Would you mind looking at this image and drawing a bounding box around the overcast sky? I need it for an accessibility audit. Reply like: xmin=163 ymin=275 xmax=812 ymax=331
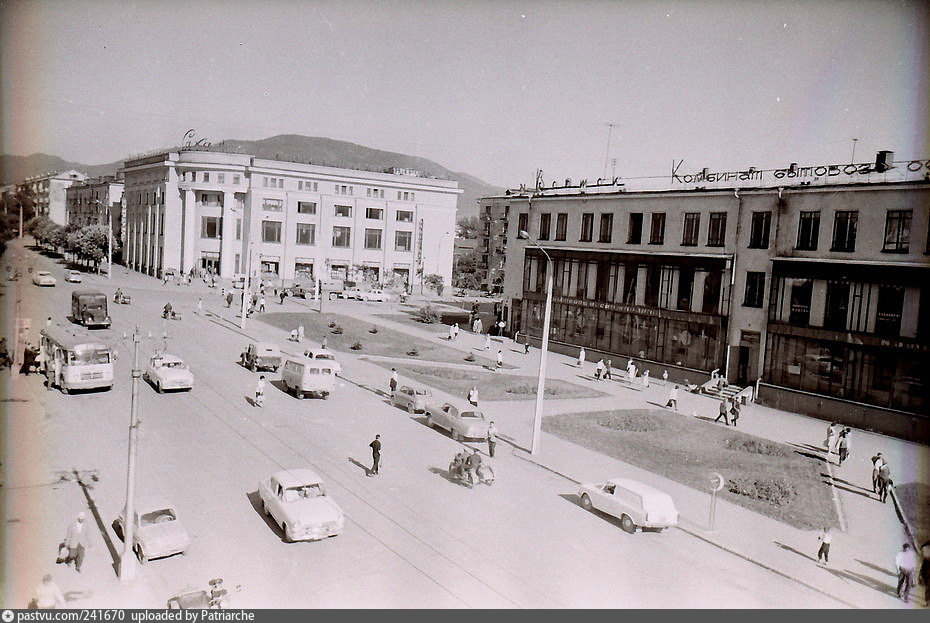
xmin=1 ymin=0 xmax=926 ymax=188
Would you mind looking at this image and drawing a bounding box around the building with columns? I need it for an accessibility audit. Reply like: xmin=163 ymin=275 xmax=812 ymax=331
xmin=119 ymin=150 xmax=460 ymax=289
xmin=20 ymin=169 xmax=88 ymax=225
xmin=486 ymin=172 xmax=930 ymax=440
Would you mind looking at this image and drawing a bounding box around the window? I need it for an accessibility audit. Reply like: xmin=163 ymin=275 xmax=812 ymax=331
xmin=262 ymin=220 xmax=282 ymax=243
xmin=233 ymin=175 xmax=240 ymax=184
xmin=874 ymin=285 xmax=904 ymax=336
xmin=367 ymin=188 xmax=385 ymax=198
xmin=217 ymin=173 xmax=225 ymax=184
xmin=622 ymin=265 xmax=637 ymax=304
xmin=576 ymin=261 xmax=589 ymax=298
xmin=298 ymin=201 xmax=317 ymax=215
xmin=298 ymin=181 xmax=318 ymax=191
xmin=743 ymin=272 xmax=765 ymax=307
xmin=395 ymin=230 xmax=412 ymax=251
xmin=203 ymin=172 xmax=210 ymax=183
xmin=336 ymin=184 xmax=353 ymax=195
xmin=788 ymin=279 xmax=813 ymax=325
xmin=796 ymin=211 xmax=820 ymax=250
xmin=628 ymin=213 xmax=643 ymax=244
xmin=201 ymin=216 xmax=221 ymax=239
xmin=296 ymin=223 xmax=315 ymax=245
xmin=824 ymin=282 xmax=850 ymax=331
xmin=707 ymin=212 xmax=727 ymax=247
xmin=599 ymin=213 xmax=613 ymax=243
xmin=236 ymin=218 xmax=241 ymax=240
xmin=334 ymin=205 xmax=352 ymax=218
xmin=682 ymin=213 xmax=700 ymax=246
xmin=396 ymin=210 xmax=413 ymax=222
xmin=518 ymin=213 xmax=529 ymax=236
xmin=748 ymin=211 xmax=771 ymax=248
xmin=649 ymin=213 xmax=666 ymax=244
xmin=580 ymin=213 xmax=594 ymax=242
xmin=831 ymin=211 xmax=858 ymax=252
xmin=366 ymin=207 xmax=384 ymax=220
xmin=882 ymin=210 xmax=912 ymax=253
xmin=332 ymin=226 xmax=351 ymax=248
xmin=555 ymin=213 xmax=568 ymax=241
xmin=263 ymin=198 xmax=283 ymax=212
xmin=364 ymin=228 xmax=383 ymax=249
xmin=539 ymin=213 xmax=551 ymax=240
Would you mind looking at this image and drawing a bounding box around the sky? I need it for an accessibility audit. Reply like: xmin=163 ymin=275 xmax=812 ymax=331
xmin=0 ymin=0 xmax=927 ymax=188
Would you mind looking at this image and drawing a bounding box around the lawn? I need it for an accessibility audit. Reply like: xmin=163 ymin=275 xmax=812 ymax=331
xmin=543 ymin=409 xmax=841 ymax=530
xmin=257 ymin=311 xmax=500 ymax=367
xmin=894 ymin=481 xmax=930 ymax=540
xmin=372 ymin=361 xmax=604 ymax=402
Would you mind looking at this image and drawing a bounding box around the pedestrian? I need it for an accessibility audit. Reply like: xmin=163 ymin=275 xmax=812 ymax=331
xmin=665 ymin=384 xmax=680 ymax=409
xmin=662 ymin=369 xmax=669 ymax=384
xmin=20 ymin=342 xmax=38 ymax=375
xmin=254 ymin=375 xmax=266 ymax=407
xmin=896 ymin=542 xmax=917 ymax=603
xmin=642 ymin=369 xmax=650 ymax=389
xmin=389 ymin=368 xmax=398 ymax=394
xmin=824 ymin=422 xmax=839 ymax=457
xmin=919 ymin=540 xmax=930 ymax=605
xmin=46 ymin=316 xmax=52 ymax=327
xmin=61 ymin=512 xmax=90 ymax=572
xmin=603 ymin=359 xmax=612 ymax=380
xmin=730 ymin=399 xmax=741 ymax=427
xmin=871 ymin=453 xmax=885 ymax=493
xmin=715 ymin=398 xmax=730 ymax=426
xmin=369 ymin=434 xmax=381 ymax=476
xmin=468 ymin=385 xmax=479 ymax=407
xmin=837 ymin=428 xmax=850 ymax=465
xmin=627 ymin=360 xmax=637 ymax=384
xmin=577 ymin=347 xmax=586 ymax=368
xmin=322 ymin=335 xmax=328 ymax=350
xmin=279 ymin=289 xmax=286 ymax=305
xmin=496 ymin=349 xmax=503 ymax=370
xmin=475 ymin=318 xmax=483 ymax=334
xmin=878 ymin=462 xmax=892 ymax=503
xmin=226 ymin=292 xmax=233 ymax=308
xmin=33 ymin=574 xmax=65 ymax=609
xmin=453 ymin=323 xmax=460 ymax=340
xmin=258 ymin=296 xmax=266 ymax=313
xmin=816 ymin=527 xmax=832 ymax=565
xmin=484 ymin=334 xmax=491 ymax=350
xmin=595 ymin=358 xmax=605 ymax=380
xmin=449 ymin=324 xmax=456 ymax=341
xmin=523 ymin=334 xmax=530 ymax=355
xmin=197 ymin=298 xmax=203 ymax=315
xmin=464 ymin=449 xmax=481 ymax=486
xmin=487 ymin=421 xmax=498 ymax=457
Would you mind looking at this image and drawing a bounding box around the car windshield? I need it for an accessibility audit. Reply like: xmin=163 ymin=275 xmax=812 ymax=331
xmin=68 ymin=348 xmax=110 ymax=365
xmin=83 ymin=296 xmax=106 ymax=309
xmin=315 ymin=354 xmax=334 ymax=360
xmin=288 ymin=484 xmax=325 ymax=499
xmin=415 ymin=389 xmax=430 ymax=396
xmin=140 ymin=508 xmax=176 ymax=526
xmin=38 ymin=272 xmax=50 ymax=277
xmin=461 ymin=411 xmax=483 ymax=419
xmin=162 ymin=361 xmax=186 ymax=369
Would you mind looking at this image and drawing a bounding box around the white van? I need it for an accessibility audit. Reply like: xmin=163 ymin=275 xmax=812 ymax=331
xmin=281 ymin=359 xmax=335 ymax=399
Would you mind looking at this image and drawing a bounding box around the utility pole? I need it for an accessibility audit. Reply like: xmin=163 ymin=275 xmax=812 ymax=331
xmin=240 ymin=242 xmax=252 ymax=330
xmin=851 ymin=138 xmax=859 ymax=164
xmin=603 ymin=122 xmax=620 ymax=179
xmin=119 ymin=329 xmax=142 ymax=583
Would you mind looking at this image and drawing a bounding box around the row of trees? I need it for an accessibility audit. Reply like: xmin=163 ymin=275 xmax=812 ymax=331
xmin=25 ymin=216 xmax=120 ymax=271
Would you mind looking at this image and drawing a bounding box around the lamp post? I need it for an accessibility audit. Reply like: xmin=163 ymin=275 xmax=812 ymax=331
xmin=119 ymin=328 xmax=143 ymax=582
xmin=91 ymin=199 xmax=113 ymax=279
xmin=519 ymin=229 xmax=553 ymax=455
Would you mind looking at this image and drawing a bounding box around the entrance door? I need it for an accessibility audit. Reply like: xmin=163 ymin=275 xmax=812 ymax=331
xmin=736 ymin=346 xmax=751 ymax=385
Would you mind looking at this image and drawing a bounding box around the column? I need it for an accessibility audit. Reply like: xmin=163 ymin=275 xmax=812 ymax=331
xmin=691 ymin=270 xmax=707 ymax=313
xmin=900 ymin=286 xmax=920 ymax=338
xmin=809 ymin=278 xmax=827 ymax=327
xmin=667 ymin=267 xmax=680 ymax=310
xmin=866 ymin=283 xmax=879 ymax=333
xmin=634 ymin=265 xmax=647 ymax=306
xmin=220 ymin=191 xmax=237 ymax=278
xmin=144 ymin=206 xmax=152 ymax=275
xmin=613 ymin=264 xmax=626 ymax=303
xmin=181 ymin=190 xmax=198 ymax=273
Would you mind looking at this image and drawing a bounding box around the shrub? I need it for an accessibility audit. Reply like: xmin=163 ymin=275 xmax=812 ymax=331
xmin=424 ymin=274 xmax=444 ymax=296
xmin=369 ymin=326 xmax=378 ymax=334
xmin=464 ymin=353 xmax=476 ymax=362
xmin=331 ymin=325 xmax=343 ymax=334
xmin=727 ymin=477 xmax=797 ymax=506
xmin=595 ymin=413 xmax=660 ymax=432
xmin=328 ymin=321 xmax=337 ymax=328
xmin=413 ymin=304 xmax=440 ymax=324
xmin=723 ymin=437 xmax=789 ymax=457
xmin=350 ymin=341 xmax=363 ymax=350
xmin=406 ymin=348 xmax=419 ymax=356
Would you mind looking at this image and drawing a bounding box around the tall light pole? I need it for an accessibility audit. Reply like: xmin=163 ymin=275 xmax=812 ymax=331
xmin=119 ymin=328 xmax=142 ymax=582
xmin=91 ymin=199 xmax=113 ymax=279
xmin=519 ymin=229 xmax=553 ymax=455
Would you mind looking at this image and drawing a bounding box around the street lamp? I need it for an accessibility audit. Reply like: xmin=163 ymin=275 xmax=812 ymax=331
xmin=519 ymin=229 xmax=553 ymax=455
xmin=91 ymin=199 xmax=113 ymax=279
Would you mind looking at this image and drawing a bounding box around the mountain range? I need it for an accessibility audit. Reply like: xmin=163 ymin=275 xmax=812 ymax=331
xmin=0 ymin=134 xmax=504 ymax=217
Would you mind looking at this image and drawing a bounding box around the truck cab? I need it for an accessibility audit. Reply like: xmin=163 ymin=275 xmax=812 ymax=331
xmin=71 ymin=290 xmax=111 ymax=328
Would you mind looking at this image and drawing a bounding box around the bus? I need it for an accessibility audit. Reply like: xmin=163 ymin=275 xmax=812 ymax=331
xmin=39 ymin=326 xmax=114 ymax=393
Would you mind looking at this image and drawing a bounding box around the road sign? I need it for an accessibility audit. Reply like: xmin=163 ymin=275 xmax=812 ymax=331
xmin=709 ymin=472 xmax=725 ymax=492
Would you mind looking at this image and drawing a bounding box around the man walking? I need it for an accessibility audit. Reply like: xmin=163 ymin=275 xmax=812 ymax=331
xmin=523 ymin=334 xmax=530 ymax=355
xmin=389 ymin=368 xmax=398 ymax=394
xmin=468 ymin=385 xmax=479 ymax=407
xmin=254 ymin=375 xmax=266 ymax=407
xmin=62 ymin=512 xmax=91 ymax=572
xmin=226 ymin=291 xmax=234 ymax=308
xmin=577 ymin=347 xmax=586 ymax=368
xmin=604 ymin=359 xmax=612 ymax=380
xmin=878 ymin=462 xmax=892 ymax=503
xmin=484 ymin=333 xmax=492 ymax=350
xmin=594 ymin=359 xmax=605 ymax=380
xmin=665 ymin=384 xmax=680 ymax=410
xmin=837 ymin=428 xmax=851 ymax=466
xmin=715 ymin=398 xmax=731 ymax=426
xmin=369 ymin=434 xmax=382 ymax=476
xmin=816 ymin=527 xmax=831 ymax=565
xmin=258 ymin=296 xmax=266 ymax=313
xmin=487 ymin=421 xmax=498 ymax=457
xmin=465 ymin=449 xmax=481 ymax=486
xmin=895 ymin=542 xmax=917 ymax=602
xmin=871 ymin=453 xmax=885 ymax=493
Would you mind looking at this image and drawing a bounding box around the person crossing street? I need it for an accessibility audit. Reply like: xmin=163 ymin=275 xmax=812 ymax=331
xmin=487 ymin=421 xmax=499 ymax=457
xmin=369 ymin=434 xmax=382 ymax=476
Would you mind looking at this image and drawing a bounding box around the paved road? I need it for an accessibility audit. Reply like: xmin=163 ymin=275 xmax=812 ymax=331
xmin=2 ymin=243 xmax=844 ymax=608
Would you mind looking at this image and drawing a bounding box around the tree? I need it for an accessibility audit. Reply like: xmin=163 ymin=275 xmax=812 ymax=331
xmin=13 ymin=186 xmax=37 ymax=223
xmin=452 ymin=248 xmax=487 ymax=290
xmin=456 ymin=216 xmax=480 ymax=239
xmin=424 ymin=273 xmax=444 ymax=296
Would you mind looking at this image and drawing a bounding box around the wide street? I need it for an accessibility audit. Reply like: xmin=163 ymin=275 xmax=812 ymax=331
xmin=0 ymin=241 xmax=870 ymax=608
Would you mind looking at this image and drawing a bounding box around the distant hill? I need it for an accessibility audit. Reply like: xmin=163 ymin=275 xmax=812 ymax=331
xmin=0 ymin=134 xmax=503 ymax=217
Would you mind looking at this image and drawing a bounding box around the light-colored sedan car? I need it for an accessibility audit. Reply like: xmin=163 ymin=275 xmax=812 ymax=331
xmin=424 ymin=402 xmax=489 ymax=441
xmin=114 ymin=495 xmax=190 ymax=563
xmin=258 ymin=469 xmax=345 ymax=542
xmin=578 ymin=478 xmax=680 ymax=533
xmin=303 ymin=348 xmax=342 ymax=374
xmin=144 ymin=353 xmax=194 ymax=393
xmin=65 ymin=270 xmax=82 ymax=283
xmin=32 ymin=271 xmax=57 ymax=286
xmin=391 ymin=385 xmax=432 ymax=413
xmin=361 ymin=289 xmax=391 ymax=302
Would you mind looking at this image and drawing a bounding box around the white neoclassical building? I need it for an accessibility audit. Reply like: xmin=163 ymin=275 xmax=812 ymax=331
xmin=120 ymin=151 xmax=461 ymax=288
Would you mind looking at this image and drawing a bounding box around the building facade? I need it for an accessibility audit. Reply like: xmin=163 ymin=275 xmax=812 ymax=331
xmin=65 ymin=176 xmax=124 ymax=244
xmin=20 ymin=170 xmax=88 ymax=225
xmin=488 ymin=177 xmax=930 ymax=440
xmin=119 ymin=151 xmax=460 ymax=288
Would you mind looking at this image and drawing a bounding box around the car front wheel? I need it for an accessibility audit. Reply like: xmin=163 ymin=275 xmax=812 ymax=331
xmin=620 ymin=514 xmax=637 ymax=534
xmin=134 ymin=543 xmax=147 ymax=564
xmin=581 ymin=494 xmax=593 ymax=511
xmin=452 ymin=429 xmax=461 ymax=441
xmin=426 ymin=415 xmax=434 ymax=428
xmin=407 ymin=403 xmax=415 ymax=414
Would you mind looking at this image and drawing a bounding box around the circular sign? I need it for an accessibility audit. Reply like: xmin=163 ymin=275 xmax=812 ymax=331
xmin=709 ymin=472 xmax=725 ymax=492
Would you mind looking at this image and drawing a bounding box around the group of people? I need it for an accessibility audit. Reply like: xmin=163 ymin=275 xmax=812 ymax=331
xmin=450 ymin=448 xmax=487 ymax=486
xmin=714 ymin=396 xmax=741 ymax=427
xmin=824 ymin=422 xmax=852 ymax=466
xmin=871 ymin=451 xmax=893 ymax=503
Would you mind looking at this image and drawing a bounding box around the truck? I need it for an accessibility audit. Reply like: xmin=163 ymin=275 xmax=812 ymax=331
xmin=71 ymin=290 xmax=111 ymax=328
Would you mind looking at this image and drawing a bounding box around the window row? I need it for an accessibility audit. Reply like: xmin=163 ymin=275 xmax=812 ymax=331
xmin=180 ymin=171 xmax=241 ymax=185
xmin=793 ymin=209 xmax=913 ymax=253
xmin=526 ymin=211 xmax=728 ymax=247
xmin=261 ymin=201 xmax=412 ymax=222
xmin=259 ymin=221 xmax=413 ymax=251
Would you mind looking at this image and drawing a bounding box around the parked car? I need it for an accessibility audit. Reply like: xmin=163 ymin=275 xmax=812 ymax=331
xmin=114 ymin=495 xmax=190 ymax=563
xmin=281 ymin=359 xmax=335 ymax=399
xmin=257 ymin=468 xmax=345 ymax=542
xmin=32 ymin=271 xmax=56 ymax=286
xmin=577 ymin=478 xmax=679 ymax=533
xmin=302 ymin=348 xmax=342 ymax=374
xmin=391 ymin=385 xmax=432 ymax=413
xmin=424 ymin=402 xmax=489 ymax=441
xmin=241 ymin=342 xmax=282 ymax=372
xmin=143 ymin=353 xmax=194 ymax=393
xmin=286 ymin=283 xmax=312 ymax=299
xmin=342 ymin=287 xmax=364 ymax=300
xmin=65 ymin=270 xmax=82 ymax=283
xmin=361 ymin=289 xmax=391 ymax=302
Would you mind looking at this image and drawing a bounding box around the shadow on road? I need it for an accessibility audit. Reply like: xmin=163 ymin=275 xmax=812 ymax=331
xmin=428 ymin=466 xmax=471 ymax=488
xmin=347 ymin=457 xmax=371 ymax=476
xmin=773 ymin=540 xmax=819 ymax=563
xmin=824 ymin=566 xmax=898 ymax=598
xmin=856 ymin=559 xmax=896 ymax=578
xmin=245 ymin=490 xmax=286 ymax=542
xmin=73 ymin=468 xmax=121 ymax=577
